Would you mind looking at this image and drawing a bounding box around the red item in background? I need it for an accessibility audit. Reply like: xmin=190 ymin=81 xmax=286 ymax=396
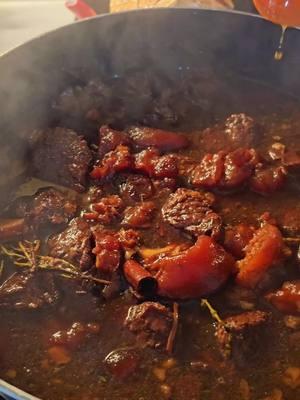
xmin=65 ymin=0 xmax=97 ymax=19
xmin=253 ymin=0 xmax=300 ymax=27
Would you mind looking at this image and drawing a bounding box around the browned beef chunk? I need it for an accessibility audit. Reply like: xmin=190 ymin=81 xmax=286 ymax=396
xmin=119 ymin=174 xmax=153 ymax=205
xmin=215 ymin=310 xmax=270 ymax=364
xmin=224 ymin=114 xmax=257 ymax=149
xmin=177 ymin=156 xmax=199 ymax=185
xmin=48 ymin=218 xmax=93 ymax=271
xmin=162 ymin=188 xmax=222 ymax=239
xmin=124 ymin=302 xmax=173 ymax=349
xmin=224 ymin=224 xmax=255 ymax=259
xmin=13 ymin=188 xmax=77 ymax=228
xmin=31 ymin=128 xmax=92 ymax=192
xmin=122 ymin=202 xmax=156 ymax=228
xmin=280 ymin=208 xmax=300 ymax=236
xmin=250 ymin=166 xmax=287 ymax=195
xmin=127 ymin=126 xmax=189 ymax=152
xmin=283 ymin=150 xmax=300 ymax=171
xmin=266 ymin=281 xmax=300 ymax=315
xmin=0 ymin=271 xmax=59 ymax=310
xmin=53 ymin=80 xmax=113 ymax=139
xmin=98 ymin=125 xmax=131 ymax=158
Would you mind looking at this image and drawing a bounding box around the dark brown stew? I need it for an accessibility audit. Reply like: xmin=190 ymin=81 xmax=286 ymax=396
xmin=0 ymin=71 xmax=300 ymax=400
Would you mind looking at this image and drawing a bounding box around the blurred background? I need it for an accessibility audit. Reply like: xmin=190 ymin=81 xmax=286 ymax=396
xmin=0 ymin=0 xmax=255 ymax=54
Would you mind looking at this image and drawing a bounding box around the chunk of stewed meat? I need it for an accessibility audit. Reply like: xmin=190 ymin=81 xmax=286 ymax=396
xmin=266 ymin=281 xmax=300 ymax=315
xmin=31 ymin=128 xmax=92 ymax=192
xmin=87 ymin=195 xmax=124 ymax=224
xmin=124 ymin=302 xmax=173 ymax=349
xmin=225 ymin=113 xmax=257 ymax=148
xmin=50 ymin=322 xmax=100 ymax=349
xmin=177 ymin=156 xmax=199 ymax=185
xmin=191 ymin=148 xmax=258 ymax=190
xmin=0 ymin=271 xmax=60 ymax=310
xmin=192 ymin=152 xmax=225 ymax=188
xmin=122 ymin=202 xmax=156 ymax=228
xmin=134 ymin=149 xmax=178 ymax=179
xmin=250 ymin=166 xmax=287 ymax=195
xmin=90 ymin=145 xmax=134 ymax=180
xmin=48 ymin=218 xmax=93 ymax=271
xmin=92 ymin=231 xmax=121 ymax=274
xmin=104 ymin=348 xmax=140 ymax=380
xmin=236 ymin=223 xmax=284 ymax=289
xmin=119 ymin=174 xmax=153 ymax=204
xmin=162 ymin=188 xmax=221 ymax=239
xmin=98 ymin=125 xmax=131 ymax=158
xmin=224 ymin=224 xmax=255 ymax=259
xmin=127 ymin=126 xmax=189 ymax=152
xmin=220 ymin=148 xmax=258 ymax=189
xmin=283 ymin=150 xmax=300 ymax=171
xmin=280 ymin=208 xmax=300 ymax=236
xmin=13 ymin=188 xmax=77 ymax=229
xmin=215 ymin=310 xmax=270 ymax=363
xmin=117 ymin=228 xmax=140 ymax=250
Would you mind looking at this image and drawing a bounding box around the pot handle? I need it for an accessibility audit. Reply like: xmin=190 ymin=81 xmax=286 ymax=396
xmin=65 ymin=0 xmax=97 ymax=19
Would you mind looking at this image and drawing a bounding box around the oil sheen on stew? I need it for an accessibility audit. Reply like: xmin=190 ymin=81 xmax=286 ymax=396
xmin=0 ymin=70 xmax=300 ymax=400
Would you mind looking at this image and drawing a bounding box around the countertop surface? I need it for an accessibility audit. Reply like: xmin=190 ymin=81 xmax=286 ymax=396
xmin=0 ymin=1 xmax=73 ymax=54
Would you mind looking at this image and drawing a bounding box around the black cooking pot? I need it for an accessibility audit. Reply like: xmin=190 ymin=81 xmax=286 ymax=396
xmin=0 ymin=8 xmax=299 ymax=400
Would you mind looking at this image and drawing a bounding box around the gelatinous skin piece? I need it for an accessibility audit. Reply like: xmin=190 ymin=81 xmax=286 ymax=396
xmin=236 ymin=223 xmax=283 ymax=289
xmin=150 ymin=236 xmax=234 ymax=299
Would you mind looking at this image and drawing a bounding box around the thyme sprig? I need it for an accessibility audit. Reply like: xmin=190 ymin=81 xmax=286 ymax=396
xmin=201 ymin=298 xmax=223 ymax=325
xmin=0 ymin=241 xmax=111 ymax=286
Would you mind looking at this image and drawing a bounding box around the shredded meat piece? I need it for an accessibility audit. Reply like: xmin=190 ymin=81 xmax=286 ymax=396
xmin=236 ymin=223 xmax=284 ymax=289
xmin=0 ymin=271 xmax=59 ymax=310
xmin=90 ymin=145 xmax=134 ymax=180
xmin=162 ymin=188 xmax=221 ymax=238
xmin=134 ymin=149 xmax=178 ymax=179
xmin=14 ymin=188 xmax=77 ymax=228
xmin=89 ymin=195 xmax=124 ymax=224
xmin=250 ymin=166 xmax=287 ymax=195
xmin=122 ymin=201 xmax=156 ymax=228
xmin=192 ymin=152 xmax=225 ymax=188
xmin=224 ymin=224 xmax=255 ymax=259
xmin=124 ymin=302 xmax=173 ymax=349
xmin=191 ymin=148 xmax=258 ymax=190
xmin=117 ymin=228 xmax=140 ymax=249
xmin=220 ymin=148 xmax=258 ymax=189
xmin=48 ymin=218 xmax=93 ymax=271
xmin=266 ymin=281 xmax=300 ymax=315
xmin=215 ymin=310 xmax=270 ymax=364
xmin=31 ymin=127 xmax=92 ymax=192
xmin=98 ymin=125 xmax=131 ymax=158
xmin=92 ymin=231 xmax=121 ymax=274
